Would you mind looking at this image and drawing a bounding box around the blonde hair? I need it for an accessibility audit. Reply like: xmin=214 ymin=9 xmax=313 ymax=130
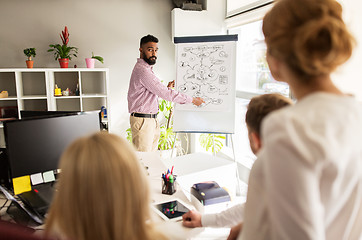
xmin=246 ymin=93 xmax=293 ymax=136
xmin=45 ymin=132 xmax=166 ymax=240
xmin=263 ymin=0 xmax=355 ymax=79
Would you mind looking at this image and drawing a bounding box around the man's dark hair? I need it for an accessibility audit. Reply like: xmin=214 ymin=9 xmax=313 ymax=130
xmin=140 ymin=34 xmax=159 ymax=47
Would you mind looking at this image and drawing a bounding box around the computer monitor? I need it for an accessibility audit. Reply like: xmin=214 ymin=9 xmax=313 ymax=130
xmin=3 ymin=112 xmax=101 ymax=180
xmin=20 ymin=110 xmax=79 ymax=119
xmin=20 ymin=110 xmax=106 ymax=130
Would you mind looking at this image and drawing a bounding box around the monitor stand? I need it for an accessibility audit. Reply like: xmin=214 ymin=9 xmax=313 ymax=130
xmin=6 ymin=201 xmax=42 ymax=227
xmin=0 ymin=185 xmax=43 ymax=225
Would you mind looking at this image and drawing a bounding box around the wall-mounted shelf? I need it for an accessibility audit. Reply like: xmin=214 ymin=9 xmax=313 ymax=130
xmin=0 ymin=68 xmax=110 ymax=130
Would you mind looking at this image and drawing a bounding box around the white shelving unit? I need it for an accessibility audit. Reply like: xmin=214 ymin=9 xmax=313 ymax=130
xmin=0 ymin=68 xmax=110 ymax=129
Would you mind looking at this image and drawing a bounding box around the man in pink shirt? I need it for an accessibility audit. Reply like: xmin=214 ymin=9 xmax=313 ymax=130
xmin=128 ymin=34 xmax=204 ymax=152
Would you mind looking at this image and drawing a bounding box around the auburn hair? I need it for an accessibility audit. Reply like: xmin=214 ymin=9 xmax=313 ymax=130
xmin=263 ymin=0 xmax=355 ymax=80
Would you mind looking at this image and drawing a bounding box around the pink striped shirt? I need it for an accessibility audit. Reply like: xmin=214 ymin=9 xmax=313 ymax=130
xmin=128 ymin=58 xmax=193 ymax=114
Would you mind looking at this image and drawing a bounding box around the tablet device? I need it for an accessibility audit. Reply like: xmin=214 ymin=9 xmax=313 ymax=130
xmin=152 ymin=199 xmax=192 ymax=222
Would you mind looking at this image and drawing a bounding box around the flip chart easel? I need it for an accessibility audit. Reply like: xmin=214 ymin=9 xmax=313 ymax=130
xmin=171 ymin=34 xmax=241 ymax=194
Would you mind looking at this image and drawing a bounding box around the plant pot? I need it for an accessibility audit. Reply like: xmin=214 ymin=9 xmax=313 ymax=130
xmin=58 ymin=58 xmax=69 ymax=68
xmin=26 ymin=60 xmax=34 ymax=68
xmin=85 ymin=58 xmax=95 ymax=68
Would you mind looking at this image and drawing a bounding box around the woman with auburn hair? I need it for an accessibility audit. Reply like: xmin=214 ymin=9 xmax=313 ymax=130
xmin=238 ymin=0 xmax=362 ymax=239
xmin=44 ymin=132 xmax=167 ymax=240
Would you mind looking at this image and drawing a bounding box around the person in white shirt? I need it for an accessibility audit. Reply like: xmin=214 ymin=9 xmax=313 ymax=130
xmin=238 ymin=0 xmax=362 ymax=239
xmin=182 ymin=94 xmax=293 ymax=237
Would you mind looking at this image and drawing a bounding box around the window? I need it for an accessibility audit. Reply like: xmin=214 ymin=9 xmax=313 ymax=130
xmin=227 ymin=18 xmax=290 ymax=169
xmin=229 ymin=20 xmax=290 ymax=97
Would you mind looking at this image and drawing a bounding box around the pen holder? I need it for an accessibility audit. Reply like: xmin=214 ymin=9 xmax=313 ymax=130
xmin=162 ymin=176 xmax=176 ymax=195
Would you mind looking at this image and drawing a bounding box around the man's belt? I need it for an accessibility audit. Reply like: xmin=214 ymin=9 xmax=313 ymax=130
xmin=131 ymin=112 xmax=158 ymax=118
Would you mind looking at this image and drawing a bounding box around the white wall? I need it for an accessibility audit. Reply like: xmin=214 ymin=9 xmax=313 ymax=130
xmin=332 ymin=0 xmax=362 ymax=101
xmin=172 ymin=0 xmax=226 ymax=38
xmin=0 ymin=0 xmax=175 ymax=136
xmin=0 ymin=0 xmax=229 ymax=136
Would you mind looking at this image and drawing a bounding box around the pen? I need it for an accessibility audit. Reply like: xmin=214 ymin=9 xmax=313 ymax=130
xmin=171 ymin=166 xmax=174 ymax=174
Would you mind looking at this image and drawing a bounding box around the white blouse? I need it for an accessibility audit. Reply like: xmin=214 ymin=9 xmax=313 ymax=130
xmin=202 ymin=203 xmax=245 ymax=227
xmin=239 ymin=93 xmax=362 ymax=240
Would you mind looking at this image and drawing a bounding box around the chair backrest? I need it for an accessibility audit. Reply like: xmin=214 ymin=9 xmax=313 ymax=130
xmin=0 ymin=220 xmax=45 ymax=240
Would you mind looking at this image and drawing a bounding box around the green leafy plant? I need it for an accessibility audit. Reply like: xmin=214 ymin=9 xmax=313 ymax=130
xmin=23 ymin=48 xmax=36 ymax=60
xmin=158 ymin=125 xmax=176 ymax=150
xmin=199 ymin=133 xmax=225 ymax=153
xmin=48 ymin=26 xmax=78 ymax=60
xmin=91 ymin=52 xmax=104 ymax=63
xmin=126 ymin=128 xmax=132 ymax=143
xmin=159 ymin=98 xmax=173 ymax=129
xmin=48 ymin=44 xmax=78 ymax=60
xmin=157 ymin=98 xmax=178 ymax=150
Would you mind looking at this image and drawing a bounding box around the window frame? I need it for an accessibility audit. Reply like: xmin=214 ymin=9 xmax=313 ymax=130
xmin=226 ymin=0 xmax=274 ymax=18
xmin=224 ymin=3 xmax=289 ymax=170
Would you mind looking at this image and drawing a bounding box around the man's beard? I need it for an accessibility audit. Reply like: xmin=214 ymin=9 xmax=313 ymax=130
xmin=143 ymin=54 xmax=157 ymax=65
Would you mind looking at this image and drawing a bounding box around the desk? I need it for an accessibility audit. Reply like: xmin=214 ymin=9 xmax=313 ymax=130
xmin=1 ymin=151 xmax=242 ymax=240
xmin=137 ymin=151 xmax=242 ymax=240
xmin=162 ymin=153 xmax=237 ymax=201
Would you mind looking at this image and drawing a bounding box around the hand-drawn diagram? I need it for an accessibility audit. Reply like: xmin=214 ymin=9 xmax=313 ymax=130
xmin=175 ymin=41 xmax=233 ymax=112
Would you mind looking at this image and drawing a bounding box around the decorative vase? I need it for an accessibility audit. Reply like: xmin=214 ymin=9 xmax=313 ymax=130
xmin=26 ymin=60 xmax=34 ymax=68
xmin=85 ymin=58 xmax=95 ymax=68
xmin=59 ymin=58 xmax=69 ymax=68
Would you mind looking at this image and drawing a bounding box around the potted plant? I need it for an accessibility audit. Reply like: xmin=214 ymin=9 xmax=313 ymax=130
xmin=86 ymin=52 xmax=104 ymax=68
xmin=48 ymin=26 xmax=78 ymax=68
xmin=23 ymin=48 xmax=36 ymax=68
